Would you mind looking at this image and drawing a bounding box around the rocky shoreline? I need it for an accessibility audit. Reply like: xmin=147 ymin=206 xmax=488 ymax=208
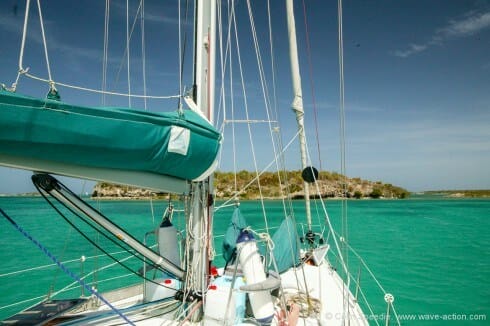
xmin=92 ymin=170 xmax=410 ymax=200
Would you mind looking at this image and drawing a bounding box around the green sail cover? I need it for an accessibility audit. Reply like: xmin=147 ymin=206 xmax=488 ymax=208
xmin=271 ymin=217 xmax=300 ymax=273
xmin=0 ymin=90 xmax=221 ymax=182
xmin=222 ymin=207 xmax=248 ymax=263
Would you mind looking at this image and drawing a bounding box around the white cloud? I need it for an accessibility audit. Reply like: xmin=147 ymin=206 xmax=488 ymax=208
xmin=393 ymin=9 xmax=490 ymax=58
xmin=393 ymin=43 xmax=428 ymax=58
xmin=437 ymin=11 xmax=490 ymax=38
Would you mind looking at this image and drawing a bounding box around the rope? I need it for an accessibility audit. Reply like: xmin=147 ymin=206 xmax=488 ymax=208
xmin=245 ymin=0 xmax=289 ymax=234
xmin=265 ymin=0 xmax=296 ymax=229
xmin=126 ymin=0 xmax=132 ymax=107
xmin=102 ymin=0 xmax=110 ymax=105
xmin=244 ymin=226 xmax=275 ymax=251
xmin=230 ymin=4 xmax=238 ymax=194
xmin=49 ymin=250 xmax=152 ymax=304
xmin=0 ymin=208 xmax=135 ymax=326
xmin=140 ymin=0 xmax=148 ymax=110
xmin=0 ymin=247 xmax=149 ymax=278
xmin=217 ymin=130 xmax=300 ymax=209
xmin=301 ymin=0 xmax=323 ymax=171
xmin=35 ymin=0 xmax=55 ymax=91
xmin=18 ymin=69 xmax=179 ymax=99
xmin=14 ymin=0 xmax=179 ymax=102
xmin=178 ymin=0 xmax=182 ymax=111
xmin=33 ymin=180 xmax=180 ymax=289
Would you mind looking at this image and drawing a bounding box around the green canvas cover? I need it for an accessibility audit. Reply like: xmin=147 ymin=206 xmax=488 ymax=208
xmin=271 ymin=217 xmax=300 ymax=273
xmin=0 ymin=90 xmax=221 ymax=182
xmin=222 ymin=207 xmax=248 ymax=263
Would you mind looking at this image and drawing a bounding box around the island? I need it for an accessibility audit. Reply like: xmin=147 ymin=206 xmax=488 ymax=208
xmin=422 ymin=190 xmax=490 ymax=198
xmin=92 ymin=170 xmax=410 ymax=200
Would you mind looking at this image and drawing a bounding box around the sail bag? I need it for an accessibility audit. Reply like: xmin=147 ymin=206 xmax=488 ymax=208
xmin=271 ymin=217 xmax=300 ymax=273
xmin=0 ymin=90 xmax=221 ymax=183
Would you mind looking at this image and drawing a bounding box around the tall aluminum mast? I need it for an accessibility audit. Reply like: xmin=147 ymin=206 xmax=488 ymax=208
xmin=285 ymin=0 xmax=312 ymax=229
xmin=188 ymin=0 xmax=216 ymax=321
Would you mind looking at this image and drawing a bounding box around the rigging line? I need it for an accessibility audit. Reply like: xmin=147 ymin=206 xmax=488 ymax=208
xmin=177 ymin=0 xmax=191 ymax=109
xmin=92 ymin=229 xmax=100 ymax=286
xmin=13 ymin=0 xmax=32 ymax=91
xmin=0 ymin=268 xmax=157 ymax=312
xmin=245 ymin=1 xmax=278 ymax=141
xmin=46 ymin=221 xmax=73 ymax=300
xmin=339 ymin=236 xmax=387 ymax=295
xmin=265 ymin=0 xmax=292 ymax=220
xmin=305 ymin=166 xmax=351 ymax=280
xmin=0 ymin=208 xmax=136 ymax=326
xmin=302 ymin=143 xmax=326 ymax=234
xmin=301 ymin=0 xmax=323 ymax=171
xmin=50 ymin=250 xmax=149 ymax=301
xmin=35 ymin=0 xmax=55 ymax=89
xmin=215 ymin=0 xmax=225 ymax=170
xmin=178 ymin=0 xmax=182 ymax=109
xmin=331 ymin=233 xmax=400 ymax=325
xmin=126 ymin=0 xmax=131 ymax=107
xmin=180 ymin=0 xmax=191 ymax=108
xmin=94 ymin=197 xmax=103 ymax=286
xmin=215 ymin=0 xmax=228 ymax=133
xmin=245 ymin=0 xmax=283 ymax=234
xmin=223 ymin=119 xmax=276 ymax=123
xmin=35 ymin=185 xmax=143 ymax=274
xmin=0 ymin=294 xmax=46 ymax=311
xmin=218 ymin=130 xmax=300 ymax=209
xmin=102 ymin=0 xmax=110 ymax=106
xmin=266 ymin=0 xmax=279 ymax=126
xmin=267 ymin=0 xmax=293 ymax=216
xmin=34 ymin=184 xmax=180 ymax=289
xmin=141 ymin=0 xmax=147 ymax=110
xmin=113 ymin=0 xmax=143 ymax=99
xmin=228 ymin=0 xmax=239 ymax=194
xmin=21 ymin=71 xmax=180 ymax=99
xmin=355 ymin=288 xmax=381 ymax=326
xmin=215 ymin=0 xmax=236 ymax=135
xmin=300 ymin=141 xmax=350 ymax=279
xmin=0 ymin=247 xmax=151 ymax=278
xmin=338 ymin=0 xmax=350 ymax=319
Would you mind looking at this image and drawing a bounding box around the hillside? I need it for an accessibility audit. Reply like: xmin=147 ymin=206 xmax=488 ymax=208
xmin=92 ymin=170 xmax=409 ymax=199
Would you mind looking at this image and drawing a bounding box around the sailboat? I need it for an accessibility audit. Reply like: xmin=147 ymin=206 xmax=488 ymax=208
xmin=0 ymin=0 xmax=400 ymax=325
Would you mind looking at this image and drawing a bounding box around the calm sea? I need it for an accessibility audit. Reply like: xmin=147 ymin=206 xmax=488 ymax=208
xmin=0 ymin=196 xmax=488 ymax=324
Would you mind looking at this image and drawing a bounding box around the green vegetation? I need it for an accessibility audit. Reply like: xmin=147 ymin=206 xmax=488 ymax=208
xmin=91 ymin=170 xmax=410 ymax=200
xmin=214 ymin=170 xmax=410 ymax=200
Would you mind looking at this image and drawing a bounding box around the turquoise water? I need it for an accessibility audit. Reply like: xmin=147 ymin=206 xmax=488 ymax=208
xmin=0 ymin=196 xmax=489 ymax=324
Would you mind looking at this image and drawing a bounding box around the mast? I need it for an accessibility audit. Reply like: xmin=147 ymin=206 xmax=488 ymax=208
xmin=187 ymin=0 xmax=216 ymax=321
xmin=285 ymin=0 xmax=312 ymax=229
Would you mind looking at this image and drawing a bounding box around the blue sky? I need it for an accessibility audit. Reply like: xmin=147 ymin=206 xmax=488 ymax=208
xmin=0 ymin=0 xmax=489 ymax=193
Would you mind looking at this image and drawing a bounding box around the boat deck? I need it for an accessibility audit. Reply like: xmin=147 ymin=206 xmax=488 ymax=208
xmin=1 ymin=298 xmax=87 ymax=325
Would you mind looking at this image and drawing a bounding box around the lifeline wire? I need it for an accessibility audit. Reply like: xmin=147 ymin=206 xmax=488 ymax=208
xmin=0 ymin=208 xmax=135 ymax=326
xmin=32 ymin=180 xmax=180 ymax=289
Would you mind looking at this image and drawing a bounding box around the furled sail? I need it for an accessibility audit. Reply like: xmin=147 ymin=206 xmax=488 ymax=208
xmin=0 ymin=90 xmax=221 ymax=193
